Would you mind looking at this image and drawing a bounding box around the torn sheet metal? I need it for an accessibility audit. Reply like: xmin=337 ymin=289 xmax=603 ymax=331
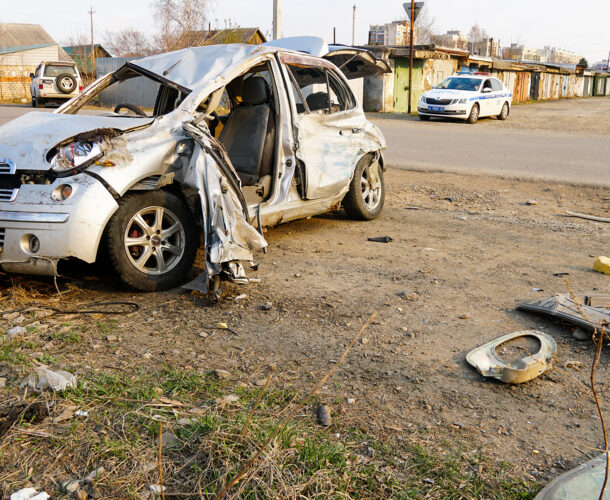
xmin=535 ymin=453 xmax=610 ymax=499
xmin=466 ymin=330 xmax=557 ymax=384
xmin=178 ymin=122 xmax=267 ymax=292
xmin=518 ymin=294 xmax=610 ymax=332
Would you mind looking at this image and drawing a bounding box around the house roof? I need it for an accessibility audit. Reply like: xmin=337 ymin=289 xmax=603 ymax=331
xmin=0 ymin=23 xmax=57 ymax=54
xmin=63 ymin=44 xmax=111 ymax=73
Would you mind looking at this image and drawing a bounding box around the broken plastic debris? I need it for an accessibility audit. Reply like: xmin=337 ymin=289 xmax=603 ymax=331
xmin=534 ymin=453 xmax=610 ymax=499
xmin=10 ymin=488 xmax=50 ymax=500
xmin=20 ymin=366 xmax=76 ymax=392
xmin=74 ymin=410 xmax=88 ymax=418
xmin=466 ymin=330 xmax=557 ymax=384
xmin=150 ymin=484 xmax=166 ymax=494
xmin=518 ymin=294 xmax=610 ymax=332
xmin=367 ymin=236 xmax=393 ymax=243
xmin=594 ymin=256 xmax=610 ymax=275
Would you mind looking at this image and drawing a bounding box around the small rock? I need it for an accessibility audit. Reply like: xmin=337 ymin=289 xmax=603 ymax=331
xmin=7 ymin=326 xmax=26 ymax=336
xmin=317 ymin=405 xmax=331 ymax=426
xmin=64 ymin=480 xmax=82 ymax=494
xmin=533 ymin=449 xmax=540 ymax=455
xmin=0 ymin=378 xmax=6 ymax=388
xmin=105 ymin=334 xmax=118 ymax=342
xmin=422 ymin=478 xmax=434 ymax=485
xmin=215 ymin=322 xmax=228 ymax=329
xmin=346 ymin=397 xmax=355 ymax=405
xmin=198 ymin=332 xmax=209 ymax=338
xmin=458 ymin=314 xmax=469 ymax=320
xmin=159 ymin=431 xmax=180 ymax=448
xmin=360 ymin=338 xmax=369 ymax=345
xmin=254 ymin=378 xmax=267 ymax=387
xmin=294 ymin=273 xmax=302 ymax=278
xmin=150 ymin=484 xmax=166 ymax=494
xmin=154 ymin=387 xmax=164 ymax=395
xmin=526 ymin=199 xmax=538 ymax=206
xmin=564 ymin=360 xmax=584 ymax=370
xmin=177 ymin=417 xmax=197 ymax=426
xmin=214 ymin=369 xmax=233 ymax=379
xmin=142 ymin=352 xmax=153 ymax=360
xmin=2 ymin=311 xmax=20 ymax=321
xmin=216 ymin=394 xmax=239 ymax=405
xmin=572 ymin=328 xmax=589 ymax=341
xmin=365 ymin=446 xmax=375 ymax=457
xmin=234 ymin=294 xmax=247 ymax=301
xmin=77 ymin=489 xmax=88 ymax=500
xmin=261 ymin=301 xmax=273 ymax=311
xmin=398 ymin=292 xmax=419 ymax=302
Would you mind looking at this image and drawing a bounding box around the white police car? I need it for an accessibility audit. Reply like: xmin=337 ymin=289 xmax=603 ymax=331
xmin=418 ymin=73 xmax=512 ymax=124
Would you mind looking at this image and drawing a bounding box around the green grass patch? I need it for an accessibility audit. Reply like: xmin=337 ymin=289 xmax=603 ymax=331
xmin=0 ymin=367 xmax=539 ymax=498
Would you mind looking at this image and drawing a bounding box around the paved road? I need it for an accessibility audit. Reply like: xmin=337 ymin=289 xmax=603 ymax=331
xmin=0 ymin=103 xmax=608 ymax=186
xmin=371 ymin=112 xmax=609 ymax=187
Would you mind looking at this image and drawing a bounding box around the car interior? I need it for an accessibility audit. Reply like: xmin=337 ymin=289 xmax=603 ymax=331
xmin=200 ymin=62 xmax=279 ymax=205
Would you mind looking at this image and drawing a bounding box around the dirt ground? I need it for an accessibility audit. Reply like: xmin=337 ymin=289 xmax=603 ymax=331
xmin=1 ymin=98 xmax=610 ymax=497
xmin=2 ymin=166 xmax=609 ymax=491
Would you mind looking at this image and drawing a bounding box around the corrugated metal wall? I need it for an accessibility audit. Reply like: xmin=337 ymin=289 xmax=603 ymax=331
xmin=96 ymin=57 xmax=160 ymax=109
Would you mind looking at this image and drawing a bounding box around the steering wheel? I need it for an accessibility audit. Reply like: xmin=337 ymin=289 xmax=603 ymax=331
xmin=114 ymin=103 xmax=147 ymax=117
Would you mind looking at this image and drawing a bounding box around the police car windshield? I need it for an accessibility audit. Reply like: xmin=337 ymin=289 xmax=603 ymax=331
xmin=436 ymin=77 xmax=481 ymax=91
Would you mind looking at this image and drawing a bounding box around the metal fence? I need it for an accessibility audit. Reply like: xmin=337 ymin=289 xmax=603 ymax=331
xmin=96 ymin=57 xmax=159 ymax=109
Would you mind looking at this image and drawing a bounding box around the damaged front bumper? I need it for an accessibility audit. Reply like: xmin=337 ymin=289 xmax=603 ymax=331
xmin=0 ymin=173 xmax=118 ymax=275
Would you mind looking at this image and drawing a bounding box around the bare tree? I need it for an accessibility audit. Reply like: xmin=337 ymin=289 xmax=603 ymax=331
xmin=104 ymin=29 xmax=154 ymax=57
xmin=414 ymin=5 xmax=436 ymax=44
xmin=152 ymin=0 xmax=211 ymax=52
xmin=467 ymin=23 xmax=488 ymax=42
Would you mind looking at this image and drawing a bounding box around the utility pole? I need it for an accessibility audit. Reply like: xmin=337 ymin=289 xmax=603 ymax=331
xmin=408 ymin=0 xmax=415 ymax=113
xmin=404 ymin=2 xmax=423 ymax=114
xmin=88 ymin=7 xmax=96 ymax=77
xmin=272 ymin=0 xmax=282 ymax=40
xmin=333 ymin=27 xmax=336 ymax=45
xmin=352 ymin=4 xmax=357 ymax=46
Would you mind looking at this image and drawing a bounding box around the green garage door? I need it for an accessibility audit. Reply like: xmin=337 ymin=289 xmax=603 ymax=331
xmin=394 ymin=58 xmax=424 ymax=113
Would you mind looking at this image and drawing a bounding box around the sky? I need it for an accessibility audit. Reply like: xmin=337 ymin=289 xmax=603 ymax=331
xmin=2 ymin=0 xmax=609 ymax=63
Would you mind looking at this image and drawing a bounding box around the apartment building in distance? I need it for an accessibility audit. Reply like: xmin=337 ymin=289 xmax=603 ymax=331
xmin=368 ymin=21 xmax=415 ymax=46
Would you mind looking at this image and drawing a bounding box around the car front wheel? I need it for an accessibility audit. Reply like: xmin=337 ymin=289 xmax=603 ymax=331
xmin=498 ymin=102 xmax=510 ymax=120
xmin=343 ymin=154 xmax=385 ymax=221
xmin=467 ymin=103 xmax=479 ymax=124
xmin=106 ymin=191 xmax=199 ymax=291
xmin=418 ymin=114 xmax=431 ymax=121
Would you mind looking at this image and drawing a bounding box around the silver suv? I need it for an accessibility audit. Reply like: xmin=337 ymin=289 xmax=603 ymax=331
xmin=30 ymin=61 xmax=82 ymax=108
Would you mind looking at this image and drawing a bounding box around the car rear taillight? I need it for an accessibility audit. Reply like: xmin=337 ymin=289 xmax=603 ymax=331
xmin=79 ymin=86 xmax=83 ymax=91
xmin=38 ymin=84 xmax=43 ymax=89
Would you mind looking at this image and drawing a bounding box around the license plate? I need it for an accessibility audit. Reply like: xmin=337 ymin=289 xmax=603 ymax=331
xmin=430 ymin=106 xmax=444 ymax=112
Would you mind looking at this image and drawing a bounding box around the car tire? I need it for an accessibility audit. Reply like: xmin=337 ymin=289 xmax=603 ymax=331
xmin=497 ymin=102 xmax=510 ymax=120
xmin=106 ymin=191 xmax=199 ymax=292
xmin=467 ymin=103 xmax=479 ymax=124
xmin=56 ymin=73 xmax=76 ymax=94
xmin=343 ymin=154 xmax=385 ymax=221
xmin=418 ymin=114 xmax=431 ymax=121
xmin=31 ymin=97 xmax=36 ymax=108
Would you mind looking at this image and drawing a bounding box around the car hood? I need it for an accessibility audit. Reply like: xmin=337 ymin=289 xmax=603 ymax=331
xmin=423 ymin=88 xmax=473 ymax=99
xmin=0 ymin=112 xmax=153 ymax=170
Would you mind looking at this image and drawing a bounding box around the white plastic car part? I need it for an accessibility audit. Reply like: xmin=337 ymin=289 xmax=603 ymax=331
xmin=466 ymin=330 xmax=557 ymax=384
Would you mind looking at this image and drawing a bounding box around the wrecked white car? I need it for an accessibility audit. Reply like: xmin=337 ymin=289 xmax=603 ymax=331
xmin=0 ymin=37 xmax=390 ymax=293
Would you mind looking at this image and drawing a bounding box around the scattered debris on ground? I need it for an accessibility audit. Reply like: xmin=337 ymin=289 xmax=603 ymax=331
xmin=467 ymin=330 xmax=557 ymax=384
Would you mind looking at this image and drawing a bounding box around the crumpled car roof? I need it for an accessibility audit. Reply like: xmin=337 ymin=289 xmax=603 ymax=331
xmin=129 ymin=43 xmax=273 ymax=92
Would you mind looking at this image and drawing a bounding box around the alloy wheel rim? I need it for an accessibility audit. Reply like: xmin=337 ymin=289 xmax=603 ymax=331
xmin=124 ymin=206 xmax=185 ymax=275
xmin=361 ymin=163 xmax=382 ymax=211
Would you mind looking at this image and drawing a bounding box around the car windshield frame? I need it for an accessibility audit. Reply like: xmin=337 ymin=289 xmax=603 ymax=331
xmin=435 ymin=77 xmax=482 ymax=92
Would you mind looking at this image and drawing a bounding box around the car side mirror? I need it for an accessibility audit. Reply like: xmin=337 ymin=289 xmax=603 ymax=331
xmin=482 ymin=87 xmax=492 ymax=93
xmin=29 ymin=73 xmax=35 ymax=79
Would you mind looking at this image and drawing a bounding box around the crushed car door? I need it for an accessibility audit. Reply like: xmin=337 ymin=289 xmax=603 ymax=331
xmin=282 ymin=55 xmax=366 ymax=200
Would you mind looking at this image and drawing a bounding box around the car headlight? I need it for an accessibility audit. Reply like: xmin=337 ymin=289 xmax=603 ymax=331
xmin=458 ymin=98 xmax=467 ymax=104
xmin=50 ymin=141 xmax=103 ymax=176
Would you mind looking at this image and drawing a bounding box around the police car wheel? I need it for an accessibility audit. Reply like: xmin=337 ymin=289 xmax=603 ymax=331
xmin=467 ymin=103 xmax=479 ymax=124
xmin=498 ymin=102 xmax=509 ymax=121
